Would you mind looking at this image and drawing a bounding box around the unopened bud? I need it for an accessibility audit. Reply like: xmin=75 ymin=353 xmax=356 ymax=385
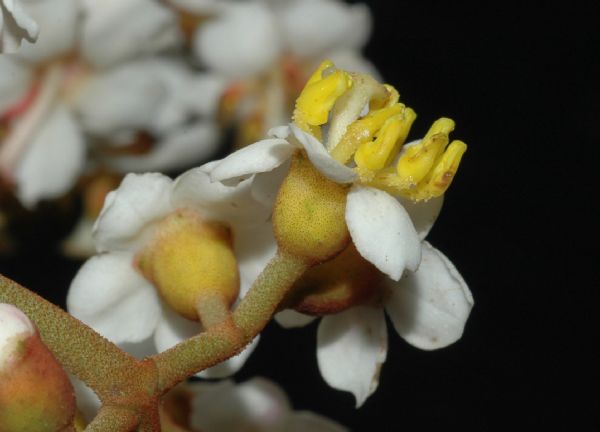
xmin=0 ymin=304 xmax=76 ymax=432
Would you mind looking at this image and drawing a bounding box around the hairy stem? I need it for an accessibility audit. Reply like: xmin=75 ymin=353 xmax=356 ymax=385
xmin=0 ymin=274 xmax=140 ymax=399
xmin=152 ymin=251 xmax=309 ymax=392
xmin=84 ymin=406 xmax=139 ymax=432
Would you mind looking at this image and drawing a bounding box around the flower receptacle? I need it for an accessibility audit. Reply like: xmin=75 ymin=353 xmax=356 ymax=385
xmin=273 ymin=153 xmax=350 ymax=264
xmin=137 ymin=210 xmax=240 ymax=321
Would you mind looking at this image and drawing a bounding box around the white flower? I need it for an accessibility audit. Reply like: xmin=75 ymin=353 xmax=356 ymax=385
xmin=0 ymin=0 xmax=39 ymax=53
xmin=172 ymin=0 xmax=375 ymax=145
xmin=71 ymin=374 xmax=346 ymax=431
xmin=67 ymin=165 xmax=277 ymax=378
xmin=209 ymin=124 xmax=422 ymax=281
xmin=0 ymin=0 xmax=209 ymax=208
xmin=188 ymin=377 xmax=347 ymax=432
xmin=277 ymin=241 xmax=474 ymax=407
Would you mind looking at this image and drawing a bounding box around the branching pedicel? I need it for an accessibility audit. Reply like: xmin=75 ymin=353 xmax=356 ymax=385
xmin=0 ymin=60 xmax=472 ymax=431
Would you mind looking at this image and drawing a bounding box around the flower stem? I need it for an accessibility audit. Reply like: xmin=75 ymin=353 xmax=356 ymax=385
xmin=152 ymin=250 xmax=310 ymax=393
xmin=0 ymin=274 xmax=141 ymax=400
xmin=84 ymin=406 xmax=139 ymax=432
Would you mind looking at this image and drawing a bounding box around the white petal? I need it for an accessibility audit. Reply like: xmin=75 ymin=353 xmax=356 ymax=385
xmin=385 ymin=241 xmax=473 ymax=350
xmin=0 ymin=0 xmax=39 ymax=53
xmin=346 ymin=185 xmax=421 ymax=280
xmin=61 ymin=215 xmax=96 ymax=259
xmin=267 ymin=124 xmax=291 ymax=139
xmin=399 ymin=195 xmax=444 ymax=240
xmin=0 ymin=303 xmax=35 ymax=363
xmin=81 ymin=0 xmax=182 ymax=68
xmin=317 ymin=307 xmax=387 ymax=407
xmin=94 ymin=172 xmax=173 ymax=253
xmin=181 ymin=73 xmax=228 ymax=118
xmin=235 ymin=222 xmax=277 ymax=298
xmin=325 ymin=48 xmax=381 ymax=80
xmin=67 ymin=252 xmax=162 ymax=344
xmin=69 ymin=375 xmax=100 ymax=423
xmin=169 ymin=0 xmax=224 ymax=15
xmin=250 ymin=160 xmax=290 ymax=207
xmin=14 ymin=0 xmax=78 ymax=63
xmin=210 ymin=138 xmax=295 ymax=182
xmin=274 ymin=309 xmax=316 ymax=329
xmin=153 ymin=306 xmax=199 ymax=353
xmin=172 ymin=167 xmax=270 ymax=228
xmin=118 ymin=337 xmax=157 ymax=360
xmin=193 ymin=2 xmax=281 ymax=78
xmin=190 ymin=378 xmax=290 ymax=431
xmin=290 ymin=124 xmax=357 ymax=183
xmin=76 ymin=59 xmax=189 ymax=135
xmin=285 ymin=411 xmax=348 ymax=432
xmin=0 ymin=55 xmax=32 ymax=113
xmin=199 ymin=336 xmax=259 ymax=379
xmin=106 ymin=123 xmax=220 ymax=173
xmin=13 ymin=104 xmax=84 ymax=208
xmin=278 ymin=0 xmax=371 ymax=58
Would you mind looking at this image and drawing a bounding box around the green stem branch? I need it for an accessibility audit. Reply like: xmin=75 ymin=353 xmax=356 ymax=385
xmin=152 ymin=251 xmax=309 ymax=393
xmin=84 ymin=406 xmax=139 ymax=432
xmin=0 ymin=274 xmax=140 ymax=400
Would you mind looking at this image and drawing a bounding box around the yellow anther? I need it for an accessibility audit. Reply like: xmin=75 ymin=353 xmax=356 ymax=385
xmin=329 ymin=103 xmax=405 ymax=164
xmin=293 ymin=60 xmax=352 ymax=136
xmin=370 ymin=84 xmax=400 ymax=110
xmin=396 ymin=117 xmax=455 ymax=187
xmin=354 ymin=107 xmax=417 ymax=172
xmin=408 ymin=140 xmax=467 ymax=201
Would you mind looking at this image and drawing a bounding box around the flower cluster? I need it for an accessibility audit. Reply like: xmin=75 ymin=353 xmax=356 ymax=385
xmin=1 ymin=1 xmax=475 ymax=429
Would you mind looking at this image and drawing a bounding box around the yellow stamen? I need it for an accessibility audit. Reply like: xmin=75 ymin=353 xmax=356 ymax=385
xmin=293 ymin=60 xmax=352 ymax=137
xmin=354 ymin=107 xmax=417 ymax=172
xmin=396 ymin=117 xmax=454 ymax=187
xmin=329 ymin=103 xmax=405 ymax=164
xmin=407 ymin=140 xmax=467 ymax=200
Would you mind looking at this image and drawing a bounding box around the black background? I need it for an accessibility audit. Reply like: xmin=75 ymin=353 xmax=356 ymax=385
xmin=1 ymin=1 xmax=596 ymax=429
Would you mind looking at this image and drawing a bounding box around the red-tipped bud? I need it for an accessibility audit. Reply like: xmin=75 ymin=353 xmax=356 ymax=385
xmin=0 ymin=304 xmax=76 ymax=432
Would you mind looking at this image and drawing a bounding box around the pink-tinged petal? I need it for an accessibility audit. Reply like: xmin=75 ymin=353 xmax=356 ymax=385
xmin=13 ymin=104 xmax=84 ymax=208
xmin=317 ymin=306 xmax=387 ymax=407
xmin=284 ymin=411 xmax=348 ymax=432
xmin=193 ymin=2 xmax=281 ymax=78
xmin=235 ymin=222 xmax=277 ymax=298
xmin=67 ymin=252 xmax=162 ymax=344
xmin=106 ymin=123 xmax=220 ymax=173
xmin=94 ymin=173 xmax=173 ymax=253
xmin=290 ymin=124 xmax=357 ymax=183
xmin=0 ymin=303 xmax=35 ymax=364
xmin=0 ymin=0 xmax=39 ymax=53
xmin=14 ymin=0 xmax=78 ymax=63
xmin=190 ymin=378 xmax=290 ymax=431
xmin=399 ymin=195 xmax=444 ymax=240
xmin=81 ymin=0 xmax=182 ymax=68
xmin=153 ymin=306 xmax=199 ymax=353
xmin=198 ymin=336 xmax=259 ymax=379
xmin=385 ymin=241 xmax=473 ymax=350
xmin=278 ymin=0 xmax=371 ymax=58
xmin=172 ymin=166 xmax=270 ymax=228
xmin=209 ymin=138 xmax=295 ymax=182
xmin=346 ymin=185 xmax=421 ymax=280
xmin=0 ymin=55 xmax=32 ymax=113
xmin=274 ymin=309 xmax=316 ymax=329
